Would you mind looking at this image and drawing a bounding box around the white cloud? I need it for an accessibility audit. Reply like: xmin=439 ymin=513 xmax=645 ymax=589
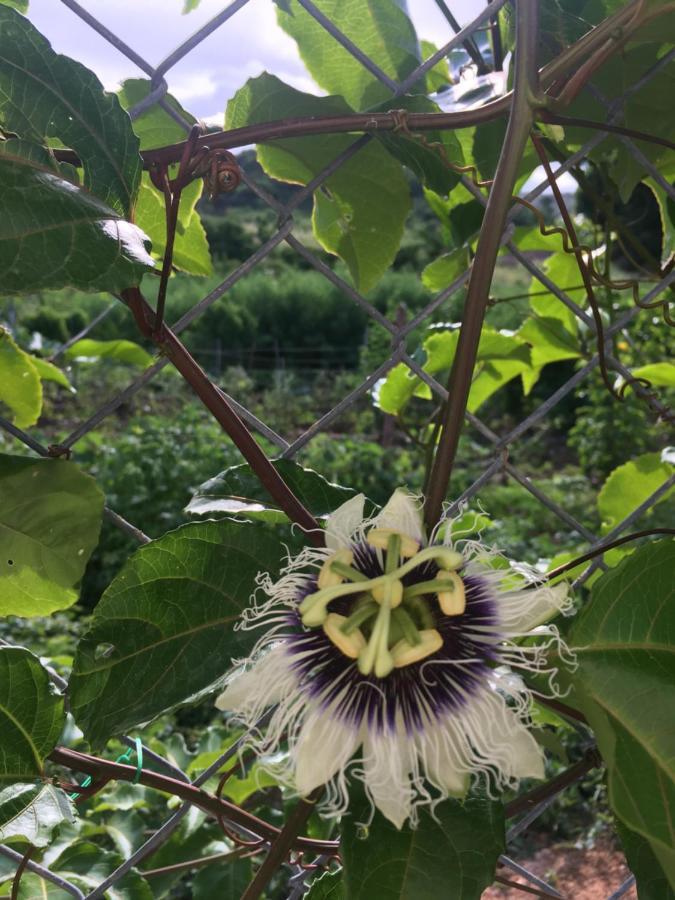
xmin=26 ymin=0 xmax=484 ymax=118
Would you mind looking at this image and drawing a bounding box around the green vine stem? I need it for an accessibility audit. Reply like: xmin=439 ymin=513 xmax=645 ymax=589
xmin=423 ymin=0 xmax=543 ymax=530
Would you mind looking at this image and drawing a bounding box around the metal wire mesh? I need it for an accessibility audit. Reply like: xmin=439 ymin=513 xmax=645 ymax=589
xmin=1 ymin=1 xmax=672 ymax=896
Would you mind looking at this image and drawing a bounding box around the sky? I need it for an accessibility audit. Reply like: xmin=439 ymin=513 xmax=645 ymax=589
xmin=27 ymin=0 xmax=484 ymax=122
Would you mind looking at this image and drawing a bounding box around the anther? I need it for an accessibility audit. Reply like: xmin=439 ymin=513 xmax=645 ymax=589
xmin=323 ymin=613 xmax=366 ymax=659
xmin=317 ymin=549 xmax=354 ymax=589
xmin=437 ymin=571 xmax=466 ymax=616
xmin=391 ymin=629 xmax=443 ymax=667
xmin=367 ymin=528 xmax=419 ymax=559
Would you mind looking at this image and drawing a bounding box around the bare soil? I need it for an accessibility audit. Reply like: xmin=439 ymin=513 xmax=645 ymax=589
xmin=482 ymin=840 xmax=637 ymax=900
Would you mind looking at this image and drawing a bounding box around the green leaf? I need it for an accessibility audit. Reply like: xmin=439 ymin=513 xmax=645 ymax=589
xmin=377 ymin=327 xmax=531 ymax=415
xmin=64 ymin=338 xmax=153 ymax=368
xmin=118 ymin=79 xmax=212 ymax=275
xmin=307 ymin=870 xmax=345 ymax=899
xmin=226 ymin=73 xmax=410 ymax=292
xmin=0 ymin=647 xmax=65 ymax=781
xmin=191 ymin=854 xmax=252 ymax=900
xmin=69 ymin=519 xmax=285 ymax=747
xmin=0 ymin=153 xmax=154 ymax=294
xmin=0 ymin=7 xmax=141 ymax=216
xmin=0 ymin=1 xmax=28 ymax=12
xmin=517 ymin=315 xmax=581 ymax=394
xmin=275 ymin=0 xmax=421 ymax=110
xmin=341 ymin=792 xmax=505 ymax=899
xmin=0 ymin=454 xmax=104 ymax=616
xmin=421 ymin=248 xmax=468 ymax=291
xmin=29 ymin=355 xmax=73 ymax=391
xmin=420 ymin=40 xmax=452 ymax=94
xmin=0 ymin=327 xmax=41 ymax=428
xmin=371 ymin=95 xmax=464 ymax=196
xmin=14 ymin=843 xmax=153 ymax=899
xmin=187 ymin=459 xmax=357 ymax=522
xmin=616 ymin=819 xmax=675 ymax=898
xmin=118 ymin=78 xmax=194 ymax=150
xmin=628 ymin=362 xmax=675 ymax=388
xmin=570 ymin=540 xmax=675 ymax=855
xmin=597 ymin=451 xmax=674 ymax=533
xmin=135 ymin=177 xmax=212 ymax=275
xmin=0 ymin=783 xmax=74 ymax=846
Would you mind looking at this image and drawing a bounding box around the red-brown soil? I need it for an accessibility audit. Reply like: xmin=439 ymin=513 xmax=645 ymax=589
xmin=482 ymin=840 xmax=637 ymax=899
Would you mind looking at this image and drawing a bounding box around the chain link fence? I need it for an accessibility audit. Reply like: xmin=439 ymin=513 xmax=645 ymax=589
xmin=1 ymin=1 xmax=674 ymax=896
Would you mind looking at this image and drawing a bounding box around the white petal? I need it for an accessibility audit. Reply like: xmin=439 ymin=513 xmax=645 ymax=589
xmin=504 ymin=713 xmax=545 ymax=780
xmin=215 ymin=646 xmax=291 ymax=711
xmin=362 ymin=731 xmax=413 ymax=829
xmin=417 ymin=718 xmax=470 ymax=796
xmin=325 ymin=493 xmax=365 ymax=550
xmin=294 ymin=710 xmax=360 ymax=795
xmin=500 ymin=581 xmax=570 ymax=633
xmin=373 ymin=489 xmax=425 ymax=546
xmin=458 ymin=688 xmax=544 ymax=782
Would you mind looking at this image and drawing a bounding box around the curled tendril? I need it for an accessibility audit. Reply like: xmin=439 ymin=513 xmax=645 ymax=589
xmin=388 ymin=109 xmax=674 ymax=327
xmin=190 ymin=148 xmax=241 ymax=199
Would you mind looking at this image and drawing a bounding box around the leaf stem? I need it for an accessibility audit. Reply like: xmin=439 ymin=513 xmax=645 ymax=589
xmin=423 ymin=0 xmax=542 ymax=529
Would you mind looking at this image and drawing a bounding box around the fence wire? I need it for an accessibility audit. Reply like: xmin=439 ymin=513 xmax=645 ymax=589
xmin=1 ymin=1 xmax=672 ymax=897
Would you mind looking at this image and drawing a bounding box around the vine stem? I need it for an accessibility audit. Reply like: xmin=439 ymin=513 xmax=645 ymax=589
xmin=544 ymin=528 xmax=675 ymax=581
xmin=121 ymin=287 xmax=323 ymax=543
xmin=48 ymin=747 xmax=338 ymax=855
xmin=240 ymin=790 xmax=321 ymax=900
xmin=423 ymin=0 xmax=542 ymax=530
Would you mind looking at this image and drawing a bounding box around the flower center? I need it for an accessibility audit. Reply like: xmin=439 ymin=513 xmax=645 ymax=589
xmin=298 ymin=529 xmax=466 ymax=677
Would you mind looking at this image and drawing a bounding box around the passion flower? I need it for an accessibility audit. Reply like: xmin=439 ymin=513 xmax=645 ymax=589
xmin=217 ymin=490 xmax=574 ymax=828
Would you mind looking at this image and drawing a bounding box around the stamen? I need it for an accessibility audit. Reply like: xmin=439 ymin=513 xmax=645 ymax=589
xmin=403 ymin=577 xmax=462 ymax=600
xmin=323 ymin=613 xmax=366 ymax=659
xmin=299 ymin=578 xmax=376 ymax=626
xmin=392 ymin=607 xmax=421 ymax=646
xmin=329 ymin=561 xmax=369 ymax=583
xmin=340 ymin=599 xmax=379 ymax=634
xmin=358 ymin=581 xmax=395 ymax=678
xmin=367 ymin=528 xmax=419 ymax=559
xmin=317 ymin=549 xmax=354 ymax=589
xmin=391 ymin=628 xmax=443 ymax=667
xmin=395 ymin=546 xmax=463 ymax=579
xmin=437 ymin=571 xmax=466 ymax=615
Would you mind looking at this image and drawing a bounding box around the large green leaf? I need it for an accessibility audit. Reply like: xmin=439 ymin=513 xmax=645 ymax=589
xmin=118 ymin=79 xmax=212 ymax=276
xmin=377 ymin=327 xmax=531 ymax=414
xmin=370 ymin=94 xmax=464 ymax=196
xmin=64 ymin=338 xmax=153 ymax=368
xmin=0 ymin=647 xmax=65 ymax=781
xmin=616 ymin=819 xmax=675 ymax=898
xmin=275 ymin=0 xmax=421 ymax=110
xmin=0 ymin=783 xmax=74 ymax=846
xmin=307 ymin=870 xmax=345 ymax=899
xmin=0 ymin=153 xmax=154 ymax=294
xmin=6 ymin=843 xmax=153 ymax=900
xmin=226 ymin=73 xmax=410 ymax=293
xmin=597 ymin=451 xmax=674 ymax=533
xmin=0 ymin=454 xmax=104 ymax=617
xmin=69 ymin=519 xmax=285 ymax=747
xmin=0 ymin=6 xmax=141 ymax=216
xmin=341 ymin=792 xmax=504 ymax=899
xmin=187 ymin=459 xmax=357 ymax=522
xmin=628 ymin=362 xmax=675 ymax=388
xmin=570 ymin=540 xmax=675 ymax=854
xmin=0 ymin=327 xmax=41 ymax=428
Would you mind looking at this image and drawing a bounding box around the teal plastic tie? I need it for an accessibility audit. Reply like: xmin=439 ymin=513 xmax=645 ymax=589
xmin=69 ymin=738 xmax=143 ymax=799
